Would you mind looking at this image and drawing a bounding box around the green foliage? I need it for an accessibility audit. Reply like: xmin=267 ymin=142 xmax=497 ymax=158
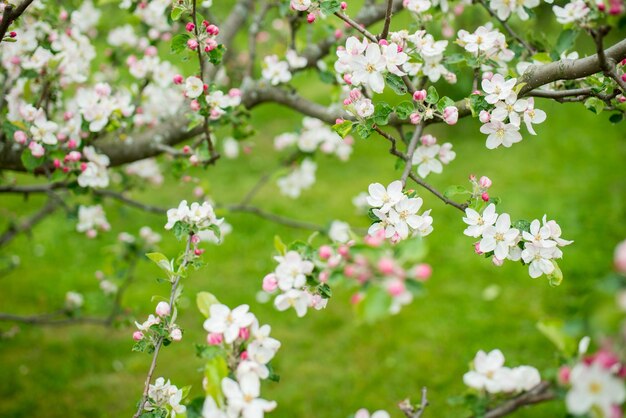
xmin=584 ymin=97 xmax=605 ymax=114
xmin=536 ymin=319 xmax=577 ymax=357
xmin=196 ymin=291 xmax=220 ymax=317
xmin=425 ymin=86 xmax=439 ymax=104
xmin=170 ymin=33 xmax=190 ymax=54
xmin=395 ymin=101 xmax=415 ymax=120
xmin=355 ymin=285 xmax=393 ymax=323
xmin=332 ymin=120 xmax=354 ymax=138
xmin=319 ymin=0 xmax=341 ymax=14
xmin=20 ymin=149 xmax=45 ymax=172
xmin=385 ymin=73 xmax=408 ymax=95
xmin=373 ymin=102 xmax=393 ymax=126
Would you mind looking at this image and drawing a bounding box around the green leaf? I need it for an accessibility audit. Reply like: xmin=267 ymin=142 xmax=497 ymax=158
xmin=548 ymin=260 xmax=563 ymax=287
xmin=443 ymin=185 xmax=471 ymax=199
xmin=609 ymin=113 xmax=623 ymax=124
xmin=197 ymin=291 xmax=220 ymax=318
xmin=531 ymin=52 xmax=552 ymax=63
xmin=396 ymin=237 xmax=427 ymax=264
xmin=274 ymin=235 xmax=287 ymax=255
xmin=170 ymin=6 xmax=184 ymax=21
xmin=385 ymin=73 xmax=408 ymax=95
xmin=469 ymin=94 xmax=490 ymax=116
xmin=318 ymin=283 xmax=332 ymax=299
xmin=445 ymin=53 xmax=465 ymax=65
xmin=332 ymin=120 xmax=354 ymax=138
xmin=319 ymin=0 xmax=341 ymax=14
xmin=207 ymin=44 xmax=226 ymax=65
xmin=437 ymin=96 xmax=456 ymax=113
xmin=512 ymin=219 xmax=531 ymax=233
xmin=20 ymin=149 xmax=45 ymax=172
xmin=395 ymin=101 xmax=415 ymax=120
xmin=584 ymin=97 xmax=605 ymax=114
xmin=318 ymin=70 xmax=336 ymax=84
xmin=356 ymin=122 xmax=373 ymax=139
xmin=170 ymin=33 xmax=190 ymax=54
xmin=373 ymin=102 xmax=393 ymax=126
xmin=536 ymin=319 xmax=577 ymax=356
xmin=195 ymin=344 xmax=224 ymax=360
xmin=204 ymin=355 xmax=228 ymax=404
xmin=554 ymin=29 xmax=578 ymax=56
xmin=356 ymin=285 xmax=392 ymax=323
xmin=426 ymin=86 xmax=439 ymax=104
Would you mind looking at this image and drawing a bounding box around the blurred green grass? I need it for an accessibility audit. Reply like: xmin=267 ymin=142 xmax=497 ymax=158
xmin=1 ymin=98 xmax=625 ymax=417
xmin=2 ymin=2 xmax=626 ymax=417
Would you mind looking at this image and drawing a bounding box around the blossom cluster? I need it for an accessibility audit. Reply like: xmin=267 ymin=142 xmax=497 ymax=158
xmin=411 ymin=134 xmax=456 ymax=178
xmin=181 ymin=76 xmax=242 ymax=120
xmin=274 ymin=117 xmax=353 ymax=160
xmin=463 ymin=203 xmax=572 ymax=278
xmin=388 ymin=30 xmax=454 ymax=83
xmin=262 ymin=50 xmax=307 ymax=85
xmin=201 ymin=303 xmax=280 ymax=418
xmin=165 ymin=200 xmax=223 ymax=235
xmin=463 ymin=349 xmax=541 ymax=393
xmin=76 ymin=204 xmax=111 ymax=238
xmin=478 ymin=74 xmax=546 ymax=149
xmin=456 ymin=24 xmax=514 ymax=72
xmin=144 ymin=377 xmax=186 ymax=417
xmin=561 ymin=348 xmax=626 ymax=417
xmin=367 ymin=180 xmax=433 ymax=242
xmin=262 ymin=232 xmax=433 ymax=317
xmin=276 ymin=158 xmax=317 ymax=198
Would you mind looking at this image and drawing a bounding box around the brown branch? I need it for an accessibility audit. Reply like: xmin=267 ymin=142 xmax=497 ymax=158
xmin=224 ymin=204 xmax=325 ymax=231
xmin=399 ymin=387 xmax=429 ymax=418
xmin=334 ymin=11 xmax=378 ymax=43
xmin=591 ymin=27 xmax=626 ymax=94
xmin=408 ymin=172 xmax=467 ymax=211
xmin=0 ymin=0 xmax=35 ymax=41
xmin=480 ymin=381 xmax=555 ymax=418
xmin=379 ymin=0 xmax=394 ymax=40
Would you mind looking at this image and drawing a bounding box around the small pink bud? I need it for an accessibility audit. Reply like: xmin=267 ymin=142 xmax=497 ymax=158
xmin=338 ymin=245 xmax=350 ymax=258
xmin=558 ymin=366 xmax=570 ymax=385
xmin=187 ymin=39 xmax=199 ymax=50
xmin=173 ymin=74 xmax=184 ymax=84
xmin=409 ymin=112 xmax=421 ymax=125
xmin=319 ymin=245 xmax=333 ymax=260
xmin=378 ymin=257 xmax=396 ymax=275
xmin=343 ymin=98 xmax=352 ymax=106
xmin=344 ymin=264 xmax=355 ymax=277
xmin=240 ymin=350 xmax=249 ymax=360
xmin=68 ymin=139 xmax=78 ymax=149
xmin=193 ymin=186 xmax=204 ymax=198
xmin=307 ymin=13 xmax=316 ymax=23
xmin=482 ymin=71 xmax=494 ymax=81
xmin=413 ymin=89 xmax=427 ymax=101
xmin=190 ymin=99 xmax=201 ymax=111
xmin=144 ymin=46 xmax=158 ymax=56
xmin=621 ymin=74 xmax=626 ymax=82
xmin=378 ymin=39 xmax=389 ymax=46
xmin=204 ymin=38 xmax=218 ymax=52
xmin=349 ymin=89 xmax=362 ymax=102
xmin=469 ymin=174 xmax=476 ymax=181
xmin=334 ymin=29 xmax=343 ymax=39
xmin=262 ymin=274 xmax=278 ymax=292
xmin=194 ymin=248 xmax=205 ymax=256
xmin=189 ymin=155 xmax=199 ymax=165
xmin=182 ymin=145 xmax=191 ymax=154
xmin=228 ymin=88 xmax=241 ymax=98
xmin=133 ymin=331 xmax=144 ymax=341
xmin=190 ymin=234 xmax=201 ymax=244
xmin=170 ymin=328 xmax=182 ymax=341
xmin=479 ymin=110 xmax=491 ymax=123
xmin=202 ymin=20 xmax=210 ymax=27
xmin=615 ymin=240 xmax=626 ymax=274
xmin=10 ymin=56 xmax=20 ymax=65
xmin=443 ymin=106 xmax=458 ymax=125
xmin=621 ymin=59 xmax=626 ymax=66
xmin=9 ymin=31 xmax=16 ymax=38
xmin=80 ymin=162 xmax=88 ymax=172
xmin=207 ymin=332 xmax=223 ymax=345
xmin=479 ymin=176 xmax=492 ymax=189
xmin=13 ymin=130 xmax=27 ymax=144
xmin=340 ymin=1 xmax=347 ymax=9
xmin=238 ymin=327 xmax=250 ymax=340
xmin=387 ymin=279 xmax=406 ymax=296
xmin=343 ymin=74 xmax=352 ymax=85
xmin=609 ymin=3 xmax=622 ymax=14
xmin=62 ymin=166 xmax=70 ymax=173
xmin=350 ymin=293 xmax=364 ymax=304
xmin=206 ymin=24 xmax=219 ymax=35
xmin=618 ymin=95 xmax=626 ymax=103
xmin=414 ymin=263 xmax=432 ymax=281
xmin=155 ymin=301 xmax=171 ymax=317
xmin=186 ymin=22 xmax=195 ymax=32
xmin=336 ymin=118 xmax=344 ymax=124
xmin=53 ymin=159 xmax=61 ymax=168
xmin=474 ymin=242 xmax=483 ymax=255
xmin=319 ymin=270 xmax=330 ymax=283
xmin=420 ymin=134 xmax=437 ymax=146
xmin=598 ymin=2 xmax=606 ymax=10
xmin=364 ymin=229 xmax=385 ymax=247
xmin=59 ymin=10 xmax=68 ymax=20
xmin=481 ymin=192 xmax=489 ymax=202
xmin=492 ymin=256 xmax=504 ymax=266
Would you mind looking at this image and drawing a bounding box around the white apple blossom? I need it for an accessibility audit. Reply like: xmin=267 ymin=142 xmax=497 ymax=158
xmin=125 ymin=159 xmax=163 ymax=185
xmin=222 ymin=375 xmax=277 ymax=418
xmin=164 ymin=200 xmax=223 ymax=232
xmin=553 ymin=0 xmax=589 ymax=24
xmin=479 ymin=213 xmax=520 ymax=260
xmin=387 ymin=197 xmax=430 ymax=239
xmin=277 ymin=159 xmax=317 ymax=198
xmin=463 ymin=203 xmax=498 ymax=238
xmin=274 ymin=289 xmax=310 ymax=317
xmin=464 ymin=349 xmax=541 ymax=393
xmin=184 ymin=76 xmax=204 ymax=99
xmin=366 ymin=180 xmax=405 ymax=213
xmin=76 ymin=204 xmax=110 ymax=237
xmin=413 ymin=144 xmax=443 ymax=178
xmin=490 ymin=0 xmax=540 ymax=20
xmin=522 ymin=98 xmax=547 ymax=135
xmin=262 ymin=55 xmax=292 ymax=85
xmin=566 ymin=362 xmax=626 ymax=417
xmin=480 ymin=120 xmax=523 ymax=149
xmin=329 ymin=220 xmax=351 ymax=243
xmin=203 ymin=304 xmax=255 ymax=344
xmin=354 ymin=409 xmax=391 ymax=418
xmin=521 ymin=244 xmax=556 ymax=278
xmin=274 ymin=251 xmax=314 ymax=291
xmin=350 ymin=43 xmax=387 ymax=94
xmin=482 ymin=74 xmax=517 ymax=104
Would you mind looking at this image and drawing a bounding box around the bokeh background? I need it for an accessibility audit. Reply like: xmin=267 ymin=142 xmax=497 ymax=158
xmin=1 ymin=1 xmax=626 ymax=417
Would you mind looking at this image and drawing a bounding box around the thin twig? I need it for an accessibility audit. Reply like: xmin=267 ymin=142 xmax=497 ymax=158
xmin=379 ymin=0 xmax=394 ymax=40
xmin=398 ymin=387 xmax=429 ymax=418
xmin=408 ymin=172 xmax=467 ymax=211
xmin=400 ymin=124 xmax=424 ymax=187
xmin=591 ymin=27 xmax=626 ymax=94
xmin=481 ymin=381 xmax=555 ymax=418
xmin=334 ymin=11 xmax=378 ymax=43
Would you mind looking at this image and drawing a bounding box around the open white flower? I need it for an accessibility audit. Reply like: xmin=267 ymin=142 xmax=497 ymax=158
xmin=351 ymin=43 xmax=386 ymax=94
xmin=222 ymin=375 xmax=277 ymax=418
xmin=480 ymin=121 xmax=523 ymax=149
xmin=274 ymin=251 xmax=314 ymax=291
xmin=367 ymin=180 xmax=404 ymax=213
xmin=479 ymin=213 xmax=519 ymax=260
xmin=482 ymin=74 xmax=517 ymax=104
xmin=521 ymin=243 xmax=556 ymax=278
xmin=355 ymin=409 xmax=391 ymax=418
xmin=566 ymin=362 xmax=626 ymax=417
xmin=274 ymin=289 xmax=309 ymax=317
xmin=184 ymin=76 xmax=204 ymax=98
xmin=413 ymin=145 xmax=443 ymax=178
xmin=203 ymin=304 xmax=255 ymax=343
xmin=463 ymin=203 xmax=498 ymax=238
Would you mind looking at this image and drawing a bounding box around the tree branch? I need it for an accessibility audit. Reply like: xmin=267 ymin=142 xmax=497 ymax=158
xmin=479 ymin=381 xmax=555 ymax=418
xmin=399 ymin=387 xmax=429 ymax=418
xmin=590 ymin=27 xmax=626 ymax=94
xmin=379 ymin=0 xmax=394 ymax=40
xmin=0 ymin=0 xmax=35 ymax=41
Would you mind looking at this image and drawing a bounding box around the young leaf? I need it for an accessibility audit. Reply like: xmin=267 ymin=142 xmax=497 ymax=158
xmin=385 ymin=73 xmax=408 ymax=95
xmin=170 ymin=33 xmax=190 ymax=54
xmin=426 ymin=86 xmax=439 ymax=104
xmin=197 ymin=291 xmax=220 ymax=318
xmin=332 ymin=120 xmax=354 ymax=138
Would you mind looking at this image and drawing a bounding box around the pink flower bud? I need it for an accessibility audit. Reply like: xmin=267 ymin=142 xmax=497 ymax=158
xmin=349 ymin=89 xmax=362 ymax=102
xmin=410 ymin=112 xmax=421 ymax=125
xmin=492 ymin=256 xmax=504 ymax=266
xmin=173 ymin=74 xmax=184 ymax=84
xmin=443 ymin=106 xmax=458 ymax=125
xmin=79 ymin=162 xmax=88 ymax=172
xmin=343 ymin=74 xmax=352 ymax=85
xmin=479 ymin=110 xmax=491 ymax=123
xmin=350 ymin=293 xmax=364 ymax=304
xmin=618 ymin=95 xmax=626 ymax=103
xmin=378 ymin=257 xmax=395 ymax=275
xmin=615 ymin=240 xmax=626 ymax=274
xmin=414 ymin=263 xmax=432 ymax=281
xmin=469 ymin=174 xmax=476 ymax=181
xmin=262 ymin=274 xmax=278 ymax=292
xmin=155 ymin=301 xmax=171 ymax=317
xmin=229 ymin=88 xmax=241 ymax=98
xmin=319 ymin=270 xmax=330 ymax=283
xmin=453 ymin=3 xmax=465 ymax=14
xmin=59 ymin=10 xmax=68 ymax=20
xmin=206 ymin=24 xmax=220 ymax=35
xmin=133 ymin=331 xmax=144 ymax=341
xmin=207 ymin=332 xmax=223 ymax=345
xmin=319 ymin=245 xmax=333 ymax=260
xmin=67 ymin=139 xmax=77 ymax=149
xmin=340 ymin=1 xmax=347 ymax=9
xmin=336 ymin=118 xmax=344 ymax=124
xmin=187 ymin=39 xmax=199 ymax=50
xmin=338 ymin=245 xmax=350 ymax=258
xmin=193 ymin=186 xmax=204 ymax=198
xmin=170 ymin=328 xmax=182 ymax=341
xmin=189 ymin=155 xmax=199 ymax=165
xmin=364 ymin=229 xmax=385 ymax=247
xmin=343 ymin=98 xmax=352 ymax=106
xmin=194 ymin=248 xmax=205 ymax=256
xmin=9 ymin=31 xmax=16 ymax=38
xmin=186 ymin=22 xmax=195 ymax=32
xmin=482 ymin=71 xmax=494 ymax=81
xmin=202 ymin=20 xmax=210 ymax=27
xmin=481 ymin=192 xmax=490 ymax=202
xmin=240 ymin=350 xmax=249 ymax=360
xmin=344 ymin=264 xmax=355 ymax=277
xmin=190 ymin=99 xmax=201 ymax=111
xmin=479 ymin=176 xmax=492 ymax=189
xmin=474 ymin=242 xmax=483 ymax=254
xmin=598 ymin=2 xmax=606 ymax=10
xmin=182 ymin=145 xmax=191 ymax=154
xmin=609 ymin=3 xmax=622 ymax=14
xmin=387 ymin=279 xmax=406 ymax=296
xmin=334 ymin=29 xmax=343 ymax=39
xmin=413 ymin=89 xmax=427 ymax=101
xmin=307 ymin=13 xmax=316 ymax=23
xmin=86 ymin=229 xmax=97 ymax=239
xmin=204 ymin=38 xmax=218 ymax=52
xmin=238 ymin=327 xmax=250 ymax=340
xmin=53 ymin=159 xmax=61 ymax=168
xmin=144 ymin=46 xmax=158 ymax=56
xmin=420 ymin=134 xmax=437 ymax=146
xmin=378 ymin=39 xmax=389 ymax=46
xmin=29 ymin=142 xmax=45 ymax=158
xmin=557 ymin=366 xmax=570 ymax=385
xmin=13 ymin=130 xmax=27 ymax=144
xmin=622 ymin=74 xmax=626 ymax=82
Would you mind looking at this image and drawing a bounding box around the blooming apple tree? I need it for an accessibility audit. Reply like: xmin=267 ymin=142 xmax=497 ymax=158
xmin=1 ymin=0 xmax=626 ymax=416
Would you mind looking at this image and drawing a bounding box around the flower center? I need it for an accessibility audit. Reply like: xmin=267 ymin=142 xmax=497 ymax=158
xmin=495 ymin=232 xmax=504 ymax=241
xmin=589 ymin=381 xmax=603 ymax=394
